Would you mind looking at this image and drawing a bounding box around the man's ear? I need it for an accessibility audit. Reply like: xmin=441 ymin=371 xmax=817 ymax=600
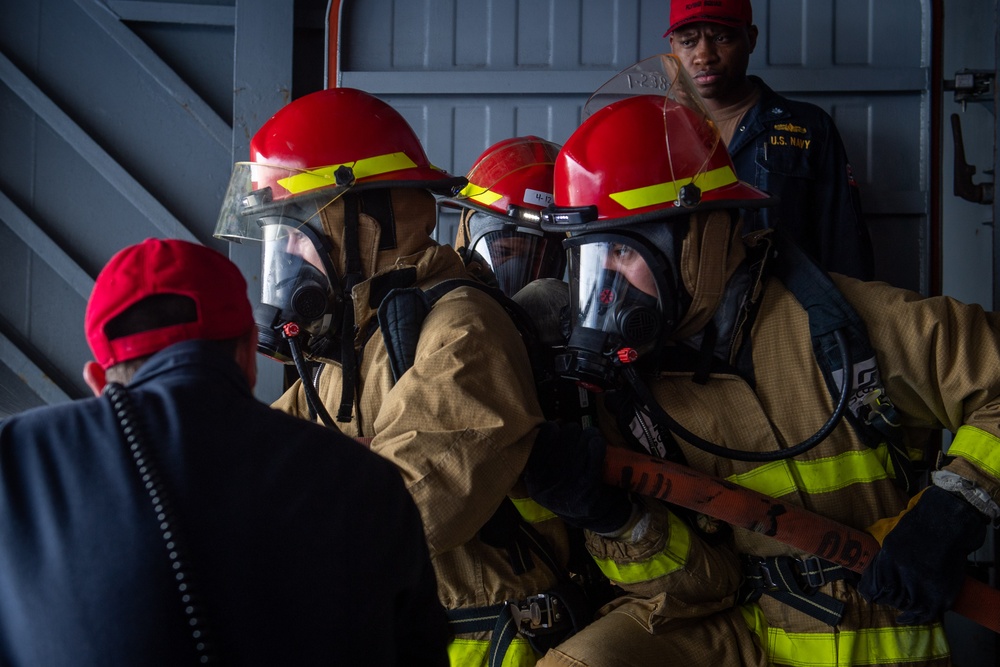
xmin=82 ymin=361 xmax=107 ymax=397
xmin=235 ymin=326 xmax=259 ymax=390
xmin=747 ymin=25 xmax=759 ymax=53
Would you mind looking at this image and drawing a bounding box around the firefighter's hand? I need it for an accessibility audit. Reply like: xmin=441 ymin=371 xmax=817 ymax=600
xmin=522 ymin=421 xmax=634 ymax=534
xmin=858 ymin=485 xmax=988 ymax=624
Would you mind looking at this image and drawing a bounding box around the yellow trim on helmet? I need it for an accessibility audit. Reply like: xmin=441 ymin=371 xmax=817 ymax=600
xmin=609 ymin=165 xmax=738 ymax=210
xmin=276 ymin=152 xmax=419 ymax=195
xmin=458 ymin=181 xmax=504 ymax=207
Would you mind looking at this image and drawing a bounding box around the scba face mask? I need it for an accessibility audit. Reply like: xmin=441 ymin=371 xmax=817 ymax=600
xmin=558 ymin=233 xmax=678 ymax=391
xmin=467 ymin=212 xmax=567 ymax=297
xmin=255 ymin=219 xmax=340 ymax=363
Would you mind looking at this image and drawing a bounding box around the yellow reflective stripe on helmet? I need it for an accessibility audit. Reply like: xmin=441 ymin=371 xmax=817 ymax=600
xmin=459 ymin=181 xmax=504 ymax=207
xmin=448 ymin=637 xmax=537 ymax=667
xmin=510 ymin=496 xmax=557 ymax=524
xmin=727 ymin=443 xmax=894 ymax=498
xmin=739 ymin=603 xmax=950 ymax=666
xmin=609 ymin=165 xmax=738 ymax=210
xmin=276 ymin=152 xmax=419 ymax=195
xmin=947 ymin=425 xmax=1000 ymax=479
xmin=592 ymin=511 xmax=691 ymax=584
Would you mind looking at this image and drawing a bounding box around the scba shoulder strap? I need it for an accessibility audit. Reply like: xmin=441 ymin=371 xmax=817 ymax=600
xmin=768 ymin=231 xmax=915 ymax=491
xmin=377 ymin=277 xmax=546 ymax=385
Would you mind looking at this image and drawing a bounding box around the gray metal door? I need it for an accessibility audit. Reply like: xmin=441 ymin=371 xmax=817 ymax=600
xmin=335 ymin=0 xmax=930 ymax=294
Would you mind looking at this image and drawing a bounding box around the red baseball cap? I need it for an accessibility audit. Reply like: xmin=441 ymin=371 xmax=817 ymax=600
xmin=665 ymin=0 xmax=753 ymax=36
xmin=85 ymin=238 xmax=254 ymax=369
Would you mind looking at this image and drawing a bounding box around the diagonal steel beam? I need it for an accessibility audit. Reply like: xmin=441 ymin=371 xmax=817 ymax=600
xmin=0 ymin=331 xmax=73 ymax=409
xmin=0 ymin=50 xmax=196 ymax=242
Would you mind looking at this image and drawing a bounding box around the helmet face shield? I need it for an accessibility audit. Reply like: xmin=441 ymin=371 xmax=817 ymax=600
xmin=583 ymin=53 xmax=712 ymax=122
xmin=214 ymin=162 xmax=354 ymax=243
xmin=560 ymin=234 xmax=674 ymax=390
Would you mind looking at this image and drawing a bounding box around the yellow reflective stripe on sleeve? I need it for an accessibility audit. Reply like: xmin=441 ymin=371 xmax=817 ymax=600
xmin=608 ymin=165 xmax=737 ymax=210
xmin=739 ymin=603 xmax=950 ymax=666
xmin=509 ymin=496 xmax=557 ymax=524
xmin=448 ymin=637 xmax=538 ymax=667
xmin=592 ymin=511 xmax=691 ymax=584
xmin=276 ymin=152 xmax=419 ymax=195
xmin=458 ymin=181 xmax=504 ymax=207
xmin=947 ymin=425 xmax=1000 ymax=479
xmin=727 ymin=443 xmax=894 ymax=498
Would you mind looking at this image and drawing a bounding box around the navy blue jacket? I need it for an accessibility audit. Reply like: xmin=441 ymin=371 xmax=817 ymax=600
xmin=0 ymin=341 xmax=449 ymax=666
xmin=729 ymin=77 xmax=875 ymax=280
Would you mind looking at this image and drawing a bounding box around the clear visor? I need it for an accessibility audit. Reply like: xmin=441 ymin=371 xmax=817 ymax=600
xmin=214 ymin=162 xmax=354 ymax=242
xmin=471 ymin=227 xmax=567 ymax=297
xmin=540 ymin=54 xmax=728 ymax=233
xmin=583 ymin=53 xmax=711 ymax=122
xmin=568 ymin=239 xmax=662 ymax=344
xmin=588 ymin=54 xmax=720 ymax=205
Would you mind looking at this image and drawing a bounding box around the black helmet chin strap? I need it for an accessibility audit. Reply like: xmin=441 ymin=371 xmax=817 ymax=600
xmin=335 ymin=193 xmax=363 ymax=423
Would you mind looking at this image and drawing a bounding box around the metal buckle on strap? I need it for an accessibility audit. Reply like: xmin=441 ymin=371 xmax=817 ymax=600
xmin=795 ymin=556 xmax=825 ymax=589
xmin=755 ymin=559 xmax=778 ymax=590
xmin=508 ymin=593 xmax=567 ymax=637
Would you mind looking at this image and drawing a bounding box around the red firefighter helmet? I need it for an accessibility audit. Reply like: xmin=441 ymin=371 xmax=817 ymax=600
xmin=542 ymin=55 xmax=772 ymax=233
xmin=443 ymin=136 xmax=561 ymax=216
xmin=215 ymin=87 xmax=465 ymax=241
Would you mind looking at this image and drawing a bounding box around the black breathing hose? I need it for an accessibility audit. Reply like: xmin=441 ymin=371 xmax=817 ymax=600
xmin=622 ymin=328 xmax=853 ymax=462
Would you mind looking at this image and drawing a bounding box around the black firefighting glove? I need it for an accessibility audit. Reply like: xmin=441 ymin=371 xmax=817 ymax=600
xmin=522 ymin=421 xmax=635 ymax=535
xmin=858 ymin=485 xmax=988 ymax=625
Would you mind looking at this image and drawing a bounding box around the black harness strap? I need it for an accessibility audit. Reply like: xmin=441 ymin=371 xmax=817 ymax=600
xmin=377 ymin=286 xmax=433 ymax=384
xmin=446 ymin=585 xmax=588 ymax=666
xmin=377 ymin=278 xmax=547 ymax=388
xmin=740 ymin=554 xmax=859 ymax=627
